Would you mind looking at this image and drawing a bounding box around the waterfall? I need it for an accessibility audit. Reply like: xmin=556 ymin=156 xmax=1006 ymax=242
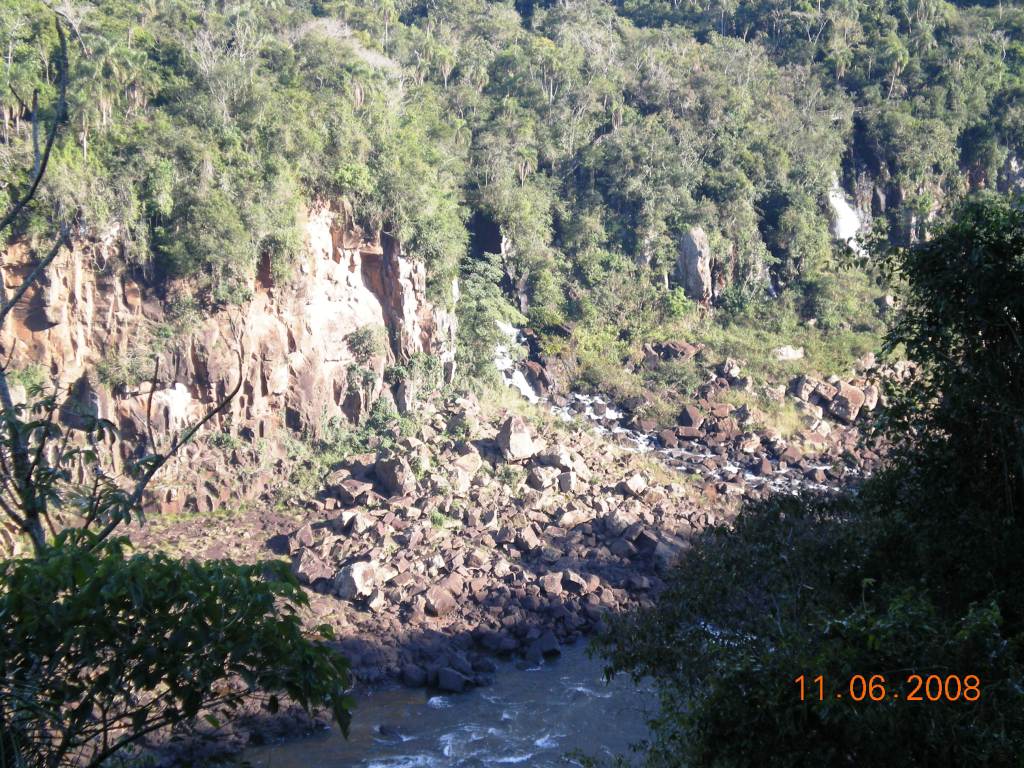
xmin=828 ymin=178 xmax=865 ymax=256
xmin=493 ymin=322 xmax=540 ymax=403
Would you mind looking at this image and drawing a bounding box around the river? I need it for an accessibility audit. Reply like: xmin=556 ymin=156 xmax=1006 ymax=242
xmin=245 ymin=643 xmax=655 ymax=767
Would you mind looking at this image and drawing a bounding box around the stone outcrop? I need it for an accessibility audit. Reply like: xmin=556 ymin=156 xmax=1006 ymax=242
xmin=0 ymin=202 xmax=456 ymax=514
xmin=677 ymin=226 xmax=712 ymax=303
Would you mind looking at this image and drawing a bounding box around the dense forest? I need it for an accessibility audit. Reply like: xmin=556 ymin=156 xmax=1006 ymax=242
xmin=3 ymin=0 xmax=1022 ymax=397
xmin=1 ymin=1 xmax=1023 ymax=766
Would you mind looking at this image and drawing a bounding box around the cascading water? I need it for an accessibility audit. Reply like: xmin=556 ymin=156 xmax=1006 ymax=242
xmin=828 ymin=177 xmax=866 ymax=255
xmin=493 ymin=322 xmax=540 ymax=404
xmin=493 ymin=322 xmax=856 ymax=494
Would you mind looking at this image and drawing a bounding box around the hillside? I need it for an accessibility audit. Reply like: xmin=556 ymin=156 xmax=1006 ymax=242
xmin=1 ymin=2 xmax=1023 ymax=767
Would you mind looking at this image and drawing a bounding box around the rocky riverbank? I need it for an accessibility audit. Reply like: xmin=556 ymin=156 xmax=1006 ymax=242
xmin=131 ymin=348 xmax=892 ymax=762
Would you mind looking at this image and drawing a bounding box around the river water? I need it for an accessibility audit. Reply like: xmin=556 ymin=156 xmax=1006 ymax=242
xmin=245 ymin=644 xmax=655 ymax=767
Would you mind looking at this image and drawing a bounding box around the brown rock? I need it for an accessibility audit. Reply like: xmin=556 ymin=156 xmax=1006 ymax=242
xmin=375 ymin=455 xmax=417 ymax=497
xmin=527 ymin=465 xmax=560 ymax=490
xmin=425 ymin=586 xmax=457 ymax=616
xmin=516 ymin=525 xmax=542 ymax=552
xmin=540 ymin=572 xmax=563 ymax=596
xmin=336 ymin=478 xmax=374 ymax=505
xmin=678 ymin=405 xmax=704 ymax=429
xmin=828 ymin=382 xmax=866 ymax=423
xmin=291 ymin=549 xmax=333 ymax=585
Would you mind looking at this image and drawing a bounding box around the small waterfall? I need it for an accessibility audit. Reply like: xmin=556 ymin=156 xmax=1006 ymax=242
xmin=493 ymin=322 xmax=540 ymax=403
xmin=828 ymin=178 xmax=865 ymax=256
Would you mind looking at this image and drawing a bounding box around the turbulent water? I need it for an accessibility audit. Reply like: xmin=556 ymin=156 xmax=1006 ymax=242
xmin=245 ymin=644 xmax=655 ymax=767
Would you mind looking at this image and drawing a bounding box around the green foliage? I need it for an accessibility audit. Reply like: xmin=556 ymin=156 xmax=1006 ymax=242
xmin=346 ymin=325 xmax=386 ymax=366
xmin=6 ymin=365 xmax=47 ymax=395
xmin=3 ymin=0 xmax=1021 ymax=382
xmin=596 ymin=194 xmax=1024 ymax=766
xmin=0 ymin=535 xmax=351 ymax=767
xmin=456 ymin=250 xmax=524 ymax=387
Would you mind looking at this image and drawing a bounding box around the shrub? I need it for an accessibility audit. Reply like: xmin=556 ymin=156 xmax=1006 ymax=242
xmin=0 ymin=536 xmax=352 ymax=767
xmin=346 ymin=326 xmax=386 ymax=366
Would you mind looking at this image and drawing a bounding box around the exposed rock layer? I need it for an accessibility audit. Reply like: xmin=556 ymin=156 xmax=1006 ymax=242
xmin=0 ymin=203 xmax=456 ymax=514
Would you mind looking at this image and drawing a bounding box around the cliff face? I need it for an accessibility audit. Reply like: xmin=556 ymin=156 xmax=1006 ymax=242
xmin=0 ymin=201 xmax=456 ymax=514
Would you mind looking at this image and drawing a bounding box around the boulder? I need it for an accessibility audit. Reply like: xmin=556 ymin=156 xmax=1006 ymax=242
xmin=561 ymin=570 xmax=588 ymax=594
xmin=375 ymin=455 xmax=417 ymax=497
xmin=653 ymin=340 xmax=702 ymax=361
xmin=790 ymin=375 xmax=818 ymax=402
xmin=291 ymin=522 xmax=314 ymax=552
xmin=522 ymin=360 xmax=552 ymax=396
xmin=401 ymin=664 xmax=428 ymax=687
xmin=425 ymin=586 xmax=457 ymax=616
xmin=335 ymin=477 xmax=374 ymax=505
xmin=516 ymin=525 xmax=542 ymax=552
xmin=618 ymin=473 xmax=647 ymax=498
xmin=828 ymin=383 xmax=866 ymax=423
xmin=335 ymin=561 xmax=376 ymax=600
xmin=496 ymin=415 xmax=537 ymax=461
xmin=604 ymin=507 xmax=639 ymax=537
xmin=557 ymin=471 xmax=578 ymax=493
xmin=678 ymin=225 xmax=712 ymax=302
xmin=678 ymin=405 xmax=704 ymax=429
xmin=451 ymin=449 xmax=483 ymax=493
xmin=291 ymin=549 xmax=333 ymax=586
xmin=737 ymin=433 xmax=761 ymax=454
xmin=437 ymin=667 xmax=473 ymax=693
xmin=862 ymin=383 xmax=879 ymax=412
xmin=773 ymin=345 xmax=805 ymax=362
xmin=653 ymin=537 xmax=691 ymax=573
xmin=814 ymin=380 xmax=839 ymax=402
xmin=527 ymin=465 xmax=560 ymax=490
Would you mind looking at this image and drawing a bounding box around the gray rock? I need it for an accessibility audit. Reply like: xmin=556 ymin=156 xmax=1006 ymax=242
xmin=335 ymin=561 xmax=376 ymax=600
xmin=437 ymin=667 xmax=472 ymax=693
xmin=678 ymin=225 xmax=712 ymax=302
xmin=496 ymin=415 xmax=537 ymax=461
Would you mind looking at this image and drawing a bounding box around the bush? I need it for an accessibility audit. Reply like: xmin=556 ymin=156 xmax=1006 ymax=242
xmin=346 ymin=325 xmax=386 ymax=366
xmin=0 ymin=536 xmax=352 ymax=767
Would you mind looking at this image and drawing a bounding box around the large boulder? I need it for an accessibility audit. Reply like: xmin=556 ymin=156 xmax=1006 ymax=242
xmin=828 ymin=383 xmax=866 ymax=423
xmin=678 ymin=226 xmax=713 ymax=302
xmin=334 ymin=561 xmax=377 ymax=600
xmin=437 ymin=667 xmax=473 ymax=693
xmin=618 ymin=473 xmax=648 ymax=498
xmin=375 ymin=454 xmax=417 ymax=497
xmin=678 ymin=405 xmax=705 ymax=429
xmin=496 ymin=415 xmax=537 ymax=461
xmin=425 ymin=586 xmax=457 ymax=616
xmin=291 ymin=549 xmax=333 ymax=586
xmin=450 ymin=448 xmax=483 ymax=493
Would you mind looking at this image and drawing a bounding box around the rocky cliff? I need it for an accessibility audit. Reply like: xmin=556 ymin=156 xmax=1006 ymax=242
xmin=0 ymin=201 xmax=456 ymax=515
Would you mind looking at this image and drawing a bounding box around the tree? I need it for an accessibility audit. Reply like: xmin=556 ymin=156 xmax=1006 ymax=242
xmin=0 ymin=15 xmax=353 ymax=766
xmin=595 ymin=193 xmax=1024 ymax=767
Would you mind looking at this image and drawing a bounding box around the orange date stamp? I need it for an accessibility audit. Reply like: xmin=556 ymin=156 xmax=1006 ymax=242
xmin=795 ymin=674 xmax=981 ymax=702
